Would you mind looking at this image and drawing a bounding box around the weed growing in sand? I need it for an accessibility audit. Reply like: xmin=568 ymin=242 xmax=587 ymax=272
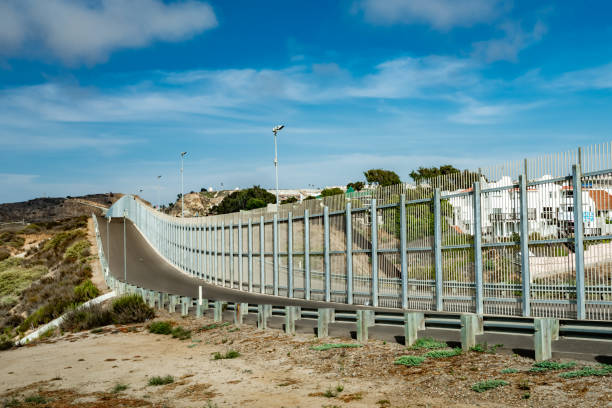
xmin=470 ymin=343 xmax=503 ymax=353
xmin=148 ymin=321 xmax=173 ymax=334
xmin=112 ymin=383 xmax=129 ymax=393
xmin=24 ymin=394 xmax=48 ymax=403
xmin=559 ymin=364 xmax=612 ymax=378
xmin=394 ymin=355 xmax=426 ymax=367
xmin=171 ymin=326 xmax=191 ymax=340
xmin=410 ymin=337 xmax=446 ymax=350
xmin=517 ymin=379 xmax=530 ymax=390
xmin=500 ymin=368 xmax=519 ymax=374
xmin=471 ymin=379 xmax=508 ymax=393
xmin=148 ymin=375 xmax=174 ymax=386
xmin=198 ymin=322 xmax=230 ymax=332
xmin=213 ymin=350 xmax=240 ymax=360
xmin=529 ymin=361 xmax=576 ymax=373
xmin=310 ymin=343 xmax=362 ymax=351
xmin=424 ymin=348 xmax=462 ymax=359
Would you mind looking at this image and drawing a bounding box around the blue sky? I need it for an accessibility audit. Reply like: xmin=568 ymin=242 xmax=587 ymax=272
xmin=1 ymin=0 xmax=611 ymax=205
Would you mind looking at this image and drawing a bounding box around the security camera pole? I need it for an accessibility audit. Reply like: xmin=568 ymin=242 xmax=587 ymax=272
xmin=180 ymin=152 xmax=187 ymax=218
xmin=273 ymin=125 xmax=284 ymax=206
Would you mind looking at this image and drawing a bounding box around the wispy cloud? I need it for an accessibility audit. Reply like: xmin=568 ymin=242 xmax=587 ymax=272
xmin=548 ymin=62 xmax=612 ymax=91
xmin=0 ymin=0 xmax=217 ymax=65
xmin=472 ymin=20 xmax=547 ymax=63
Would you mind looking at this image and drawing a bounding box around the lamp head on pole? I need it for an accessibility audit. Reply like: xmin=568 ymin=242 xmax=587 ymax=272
xmin=272 ymin=125 xmax=284 ymax=134
xmin=181 ymin=151 xmax=187 ymax=158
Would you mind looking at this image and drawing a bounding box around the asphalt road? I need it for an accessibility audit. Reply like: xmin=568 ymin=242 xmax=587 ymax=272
xmin=97 ymin=215 xmax=612 ymax=362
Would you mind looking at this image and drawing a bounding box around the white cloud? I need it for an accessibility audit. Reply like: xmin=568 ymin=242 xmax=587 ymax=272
xmin=472 ymin=20 xmax=547 ymax=63
xmin=448 ymin=98 xmax=544 ymax=124
xmin=0 ymin=0 xmax=217 ymax=65
xmin=548 ymin=62 xmax=612 ymax=91
xmin=356 ymin=0 xmax=506 ymax=30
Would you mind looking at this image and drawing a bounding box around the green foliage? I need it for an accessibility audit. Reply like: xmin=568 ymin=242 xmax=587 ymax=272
xmin=111 ymin=294 xmax=155 ymax=324
xmin=0 ymin=258 xmax=47 ymax=307
xmin=410 ymin=337 xmax=447 ymax=350
xmin=529 ymin=361 xmax=576 ymax=372
xmin=213 ymin=349 xmax=240 ymax=360
xmin=64 ymin=240 xmax=90 ymax=262
xmin=198 ymin=322 xmax=230 ymax=331
xmin=471 ymin=379 xmax=508 ymax=393
xmin=409 ymin=165 xmax=460 ymax=184
xmin=19 ymin=296 xmax=75 ymax=333
xmin=0 ymin=247 xmax=10 ymax=261
xmin=60 ymin=303 xmax=114 ymax=332
xmin=149 ymin=321 xmax=173 ymax=335
xmin=73 ymin=279 xmax=99 ymax=303
xmin=148 ymin=375 xmax=174 ymax=386
xmin=112 ymin=383 xmax=129 ymax=393
xmin=394 ymin=355 xmax=426 ymax=367
xmin=320 ymin=187 xmax=344 ymax=197
xmin=304 ymin=195 xmax=317 ymax=200
xmin=500 ymin=368 xmax=519 ymax=374
xmin=364 ymin=169 xmax=401 ymax=186
xmin=0 ymin=231 xmax=25 ymax=249
xmin=0 ymin=333 xmax=14 ymax=350
xmin=346 ymin=181 xmax=365 ymax=191
xmin=424 ymin=348 xmax=462 ymax=358
xmin=42 ymin=229 xmax=85 ymax=253
xmin=280 ymin=197 xmax=298 ymax=204
xmin=310 ymin=343 xmax=363 ymax=351
xmin=171 ymin=326 xmax=192 ymax=340
xmin=24 ymin=394 xmax=48 ymax=404
xmin=470 ymin=343 xmax=503 ymax=353
xmin=558 ymin=364 xmax=612 ymax=378
xmin=212 ymin=186 xmax=276 ymax=214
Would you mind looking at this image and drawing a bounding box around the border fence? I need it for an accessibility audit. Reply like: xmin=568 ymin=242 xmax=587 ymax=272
xmin=108 ymin=142 xmax=612 ymax=321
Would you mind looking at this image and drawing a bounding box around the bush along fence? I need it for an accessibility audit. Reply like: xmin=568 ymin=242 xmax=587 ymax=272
xmin=106 ymin=142 xmax=612 ymax=321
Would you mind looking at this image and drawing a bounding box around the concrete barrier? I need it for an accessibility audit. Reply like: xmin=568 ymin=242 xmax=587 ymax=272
xmin=357 ymin=310 xmax=375 ymax=342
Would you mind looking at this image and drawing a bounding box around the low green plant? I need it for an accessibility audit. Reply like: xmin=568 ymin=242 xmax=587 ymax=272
xmin=111 ymin=294 xmax=155 ymax=324
xmin=213 ymin=349 xmax=240 ymax=360
xmin=529 ymin=361 xmax=576 ymax=373
xmin=335 ymin=384 xmax=344 ymax=393
xmin=64 ymin=240 xmax=90 ymax=261
xmin=517 ymin=379 xmax=530 ymax=390
xmin=470 ymin=343 xmax=503 ymax=353
xmin=559 ymin=364 xmax=612 ymax=378
xmin=39 ymin=326 xmax=56 ymax=339
xmin=24 ymin=394 xmax=47 ymax=404
xmin=112 ymin=383 xmax=128 ymax=393
xmin=72 ymin=279 xmax=99 ymax=303
xmin=410 ymin=337 xmax=447 ymax=349
xmin=148 ymin=375 xmax=174 ymax=386
xmin=424 ymin=348 xmax=462 ymax=358
xmin=471 ymin=379 xmax=508 ymax=393
xmin=148 ymin=321 xmax=173 ymax=335
xmin=0 ymin=334 xmax=14 ymax=350
xmin=310 ymin=343 xmax=363 ymax=351
xmin=394 ymin=355 xmax=426 ymax=366
xmin=323 ymin=388 xmax=337 ymax=398
xmin=60 ymin=303 xmax=114 ymax=332
xmin=171 ymin=326 xmax=192 ymax=340
xmin=500 ymin=368 xmax=518 ymax=374
xmin=198 ymin=322 xmax=230 ymax=331
xmin=3 ymin=397 xmax=20 ymax=407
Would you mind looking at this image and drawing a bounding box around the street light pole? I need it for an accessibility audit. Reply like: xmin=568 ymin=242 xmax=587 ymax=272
xmin=180 ymin=152 xmax=187 ymax=218
xmin=157 ymin=175 xmax=162 ymax=209
xmin=123 ymin=209 xmax=127 ymax=282
xmin=272 ymin=125 xmax=284 ymax=206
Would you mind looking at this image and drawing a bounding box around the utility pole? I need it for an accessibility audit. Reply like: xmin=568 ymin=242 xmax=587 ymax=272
xmin=272 ymin=125 xmax=284 ymax=206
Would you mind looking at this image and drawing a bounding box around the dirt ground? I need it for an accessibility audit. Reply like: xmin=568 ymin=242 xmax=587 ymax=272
xmin=1 ymin=310 xmax=610 ymax=408
xmin=86 ymin=217 xmax=108 ymax=295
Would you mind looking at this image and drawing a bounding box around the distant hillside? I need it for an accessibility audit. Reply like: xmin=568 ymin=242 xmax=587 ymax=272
xmin=165 ymin=190 xmax=233 ymax=217
xmin=0 ymin=194 xmax=121 ymax=223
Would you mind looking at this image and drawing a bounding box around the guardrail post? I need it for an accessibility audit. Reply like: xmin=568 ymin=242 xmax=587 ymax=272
xmin=519 ymin=175 xmax=531 ymax=317
xmin=288 ymin=211 xmax=294 ymax=298
xmin=572 ymin=164 xmax=586 ymax=319
xmin=181 ymin=297 xmax=191 ymax=316
xmin=403 ymin=311 xmax=424 ymax=346
xmin=234 ymin=302 xmax=248 ymax=326
xmin=248 ymin=218 xmax=253 ymax=292
xmin=324 ymin=206 xmax=331 ymax=302
xmin=257 ymin=304 xmax=271 ymax=329
xmin=371 ymin=199 xmax=378 ymax=307
xmin=273 ymin=214 xmax=279 ymax=296
xmin=346 ymin=202 xmax=353 ymax=305
xmin=260 ymin=216 xmax=265 ymax=294
xmin=305 ymin=209 xmax=311 ymax=300
xmin=285 ymin=306 xmax=299 ymax=335
xmin=169 ymin=295 xmax=178 ymax=313
xmin=400 ymin=194 xmax=407 ymax=309
xmin=238 ymin=219 xmax=243 ymax=290
xmin=229 ymin=221 xmax=234 ymax=288
xmin=460 ymin=313 xmax=483 ymax=351
xmin=534 ymin=318 xmax=558 ymax=361
xmin=158 ymin=292 xmax=165 ymax=311
xmin=356 ymin=309 xmax=375 ymax=342
xmin=473 ymin=182 xmax=483 ymax=315
xmin=317 ymin=308 xmax=333 ymax=338
xmin=214 ymin=301 xmax=224 ymax=322
xmin=433 ymin=188 xmax=443 ymax=311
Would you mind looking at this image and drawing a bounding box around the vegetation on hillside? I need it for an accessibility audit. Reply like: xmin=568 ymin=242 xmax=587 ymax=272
xmin=211 ymin=186 xmax=276 ymax=214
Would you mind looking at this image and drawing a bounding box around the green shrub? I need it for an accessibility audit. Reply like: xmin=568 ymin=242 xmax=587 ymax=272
xmin=73 ymin=279 xmax=99 ymax=303
xmin=424 ymin=348 xmax=462 ymax=358
xmin=471 ymin=379 xmax=508 ymax=392
xmin=43 ymin=230 xmax=85 ymax=253
xmin=24 ymin=394 xmax=47 ymax=404
xmin=18 ymin=296 xmax=75 ymax=333
xmin=112 ymin=383 xmax=128 ymax=393
xmin=394 ymin=355 xmax=426 ymax=367
xmin=410 ymin=337 xmax=447 ymax=350
xmin=0 ymin=334 xmax=14 ymax=350
xmin=559 ymin=364 xmax=612 ymax=378
xmin=198 ymin=322 xmax=230 ymax=331
xmin=149 ymin=321 xmax=173 ymax=335
xmin=0 ymin=248 xmax=10 ymax=261
xmin=148 ymin=375 xmax=174 ymax=386
xmin=111 ymin=294 xmax=155 ymax=324
xmin=171 ymin=326 xmax=191 ymax=340
xmin=310 ymin=343 xmax=362 ymax=351
xmin=529 ymin=361 xmax=576 ymax=373
xmin=64 ymin=240 xmax=90 ymax=261
xmin=500 ymin=368 xmax=519 ymax=374
xmin=60 ymin=303 xmax=113 ymax=332
xmin=213 ymin=350 xmax=240 ymax=360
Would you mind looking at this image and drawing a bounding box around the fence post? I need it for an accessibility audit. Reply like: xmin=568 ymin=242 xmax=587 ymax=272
xmin=273 ymin=213 xmax=279 ymax=296
xmin=204 ymin=224 xmax=208 ymax=281
xmin=317 ymin=308 xmax=333 ymax=338
xmin=473 ymin=182 xmax=483 ymax=315
xmin=400 ymin=194 xmax=407 ymax=309
xmin=238 ymin=219 xmax=243 ymax=290
xmin=229 ymin=221 xmax=234 ymax=288
xmin=371 ymin=199 xmax=378 ymax=307
xmin=433 ymin=188 xmax=443 ymax=311
xmin=248 ymin=218 xmax=253 ymax=292
xmin=221 ymin=222 xmax=226 ymax=286
xmin=519 ymin=175 xmax=531 ymax=317
xmin=214 ymin=223 xmax=218 ymax=285
xmin=346 ymin=202 xmax=353 ymax=305
xmin=260 ymin=215 xmax=265 ymax=294
xmin=305 ymin=209 xmax=311 ymax=300
xmin=288 ymin=211 xmax=294 ymax=298
xmin=572 ymin=164 xmax=586 ymax=319
xmin=324 ymin=206 xmax=331 ymax=302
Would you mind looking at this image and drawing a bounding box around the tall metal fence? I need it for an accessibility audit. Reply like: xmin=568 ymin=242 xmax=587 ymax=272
xmin=108 ymin=142 xmax=612 ymax=320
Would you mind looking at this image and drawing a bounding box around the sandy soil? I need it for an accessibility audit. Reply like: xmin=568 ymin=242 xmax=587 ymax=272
xmin=1 ymin=310 xmax=610 ymax=408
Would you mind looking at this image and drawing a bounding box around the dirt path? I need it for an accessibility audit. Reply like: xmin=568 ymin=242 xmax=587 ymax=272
xmin=87 ymin=216 xmax=109 ymax=294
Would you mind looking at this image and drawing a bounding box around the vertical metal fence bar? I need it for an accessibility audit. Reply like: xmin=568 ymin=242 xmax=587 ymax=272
xmin=433 ymin=189 xmax=443 ymax=311
xmin=221 ymin=222 xmax=226 ymax=286
xmin=400 ymin=194 xmax=407 ymax=309
xmin=273 ymin=214 xmax=279 ymax=296
xmin=288 ymin=211 xmax=294 ymax=298
xmin=473 ymin=182 xmax=483 ymax=315
xmin=248 ymin=217 xmax=253 ymax=292
xmin=371 ymin=199 xmax=378 ymax=307
xmin=229 ymin=221 xmax=234 ymax=289
xmin=305 ymin=209 xmax=311 ymax=300
xmin=324 ymin=206 xmax=331 ymax=302
xmin=238 ymin=219 xmax=243 ymax=291
xmin=346 ymin=202 xmax=353 ymax=305
xmin=519 ymin=174 xmax=531 ymax=317
xmin=572 ymin=164 xmax=586 ymax=319
xmin=214 ymin=223 xmax=218 ymax=285
xmin=260 ymin=215 xmax=265 ymax=294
